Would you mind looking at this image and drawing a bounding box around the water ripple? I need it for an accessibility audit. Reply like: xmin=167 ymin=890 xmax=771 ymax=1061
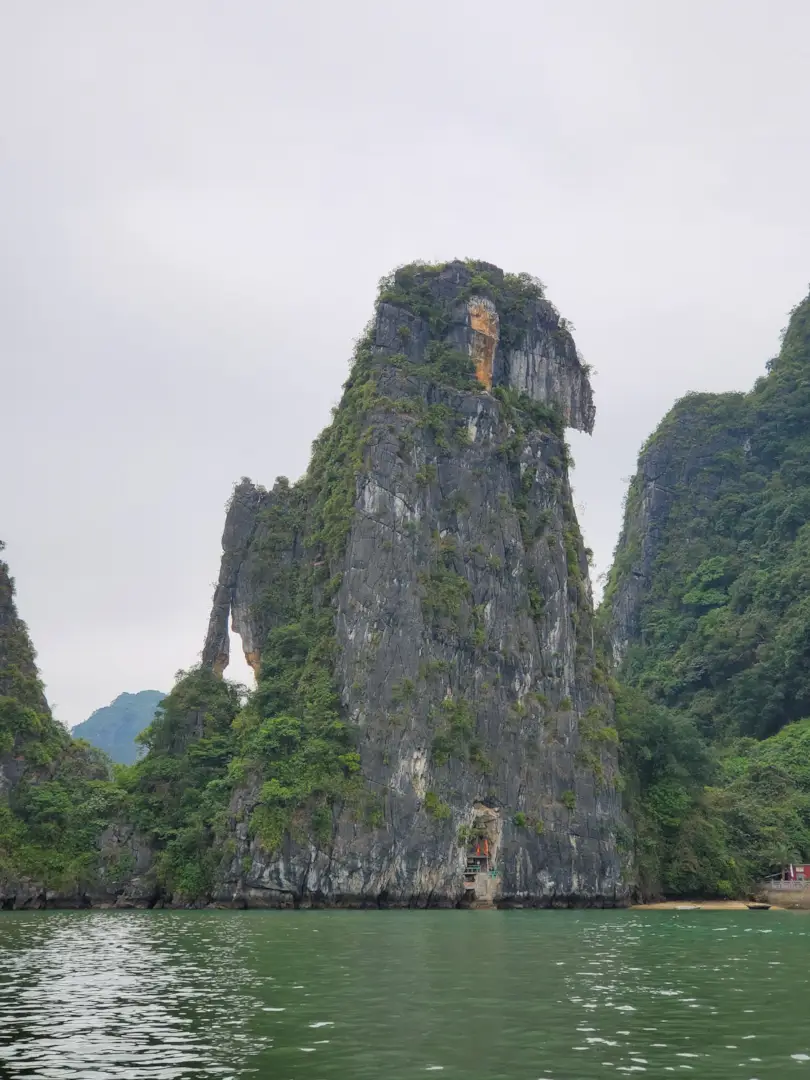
xmin=0 ymin=909 xmax=808 ymax=1078
xmin=0 ymin=914 xmax=270 ymax=1078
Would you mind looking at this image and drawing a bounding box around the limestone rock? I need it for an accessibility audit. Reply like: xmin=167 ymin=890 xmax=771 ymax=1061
xmin=201 ymin=261 xmax=628 ymax=908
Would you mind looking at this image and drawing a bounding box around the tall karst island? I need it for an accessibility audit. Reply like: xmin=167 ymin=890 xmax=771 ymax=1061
xmin=191 ymin=259 xmax=627 ymax=907
xmin=0 ymin=260 xmax=628 ymax=909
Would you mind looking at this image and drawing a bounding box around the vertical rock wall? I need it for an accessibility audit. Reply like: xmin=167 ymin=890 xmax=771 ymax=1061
xmin=202 ymin=261 xmax=628 ymax=907
xmin=604 ymin=395 xmax=749 ymax=664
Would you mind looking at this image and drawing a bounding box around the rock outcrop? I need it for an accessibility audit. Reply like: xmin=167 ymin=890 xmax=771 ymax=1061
xmin=604 ymin=393 xmax=748 ymax=665
xmin=198 ymin=261 xmax=627 ymax=908
xmin=201 ymin=478 xmax=302 ymax=677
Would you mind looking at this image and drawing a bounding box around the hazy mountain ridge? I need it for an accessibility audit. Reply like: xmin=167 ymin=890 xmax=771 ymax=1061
xmin=72 ymin=691 xmax=165 ymax=765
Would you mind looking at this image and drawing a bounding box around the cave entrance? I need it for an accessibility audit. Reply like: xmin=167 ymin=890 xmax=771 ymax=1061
xmin=464 ymin=835 xmax=491 ymax=887
xmin=463 ymin=807 xmax=500 ymax=900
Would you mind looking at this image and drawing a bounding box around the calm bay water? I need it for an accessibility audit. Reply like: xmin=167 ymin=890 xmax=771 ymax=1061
xmin=0 ymin=910 xmax=808 ymax=1079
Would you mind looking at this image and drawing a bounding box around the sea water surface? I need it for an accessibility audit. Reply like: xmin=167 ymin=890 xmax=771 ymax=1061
xmin=0 ymin=910 xmax=808 ymax=1079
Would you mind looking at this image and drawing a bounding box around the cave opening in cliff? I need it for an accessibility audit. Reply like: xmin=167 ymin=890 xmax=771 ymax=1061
xmin=464 ymin=807 xmax=499 ymax=897
xmin=464 ymin=835 xmax=490 ymax=885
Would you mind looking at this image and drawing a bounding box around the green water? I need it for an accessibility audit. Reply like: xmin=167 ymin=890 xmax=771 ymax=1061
xmin=0 ymin=910 xmax=808 ymax=1079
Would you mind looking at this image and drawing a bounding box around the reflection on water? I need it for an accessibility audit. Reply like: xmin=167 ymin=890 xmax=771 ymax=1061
xmin=0 ymin=914 xmax=269 ymax=1078
xmin=0 ymin=909 xmax=808 ymax=1079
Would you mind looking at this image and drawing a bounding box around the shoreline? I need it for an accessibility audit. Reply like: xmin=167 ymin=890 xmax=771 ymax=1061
xmin=632 ymin=900 xmax=782 ymax=911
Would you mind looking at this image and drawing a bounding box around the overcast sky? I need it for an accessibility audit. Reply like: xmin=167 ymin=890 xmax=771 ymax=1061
xmin=3 ymin=1 xmax=810 ymax=727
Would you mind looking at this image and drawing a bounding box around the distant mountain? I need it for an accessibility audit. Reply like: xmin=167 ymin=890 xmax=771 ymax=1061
xmin=72 ymin=690 xmax=165 ymax=764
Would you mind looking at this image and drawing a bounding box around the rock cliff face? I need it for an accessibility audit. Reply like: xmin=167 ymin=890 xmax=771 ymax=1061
xmin=199 ymin=261 xmax=627 ymax=907
xmin=201 ymin=479 xmax=301 ymax=677
xmin=605 ymin=393 xmax=748 ymax=665
xmin=604 ymin=290 xmax=810 ymax=740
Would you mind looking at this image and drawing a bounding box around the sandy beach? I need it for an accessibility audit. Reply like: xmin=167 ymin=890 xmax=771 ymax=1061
xmin=631 ymin=900 xmax=773 ymax=911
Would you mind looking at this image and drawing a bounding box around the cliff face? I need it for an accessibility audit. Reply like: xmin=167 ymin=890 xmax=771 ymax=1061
xmin=197 ymin=261 xmax=626 ymax=907
xmin=603 ymin=290 xmax=810 ymax=740
xmin=605 ymin=392 xmax=748 ymax=666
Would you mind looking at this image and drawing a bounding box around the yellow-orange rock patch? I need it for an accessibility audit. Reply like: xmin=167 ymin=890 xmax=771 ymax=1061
xmin=468 ymin=299 xmax=499 ymax=390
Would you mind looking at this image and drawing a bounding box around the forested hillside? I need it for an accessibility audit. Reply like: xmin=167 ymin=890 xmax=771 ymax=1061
xmin=0 ymin=543 xmax=125 ymax=901
xmin=603 ymin=291 xmax=810 ymax=897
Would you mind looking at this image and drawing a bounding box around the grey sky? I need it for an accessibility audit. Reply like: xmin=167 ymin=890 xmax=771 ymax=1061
xmin=3 ymin=1 xmax=809 ymax=727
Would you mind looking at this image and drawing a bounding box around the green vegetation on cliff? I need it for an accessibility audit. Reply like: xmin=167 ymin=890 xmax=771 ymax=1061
xmin=0 ymin=542 xmax=122 ymax=896
xmin=118 ymin=669 xmax=242 ymax=899
xmin=606 ymin=291 xmax=810 ymax=897
xmin=0 ymin=742 xmax=123 ymax=894
xmin=378 ymin=259 xmax=551 ymax=350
